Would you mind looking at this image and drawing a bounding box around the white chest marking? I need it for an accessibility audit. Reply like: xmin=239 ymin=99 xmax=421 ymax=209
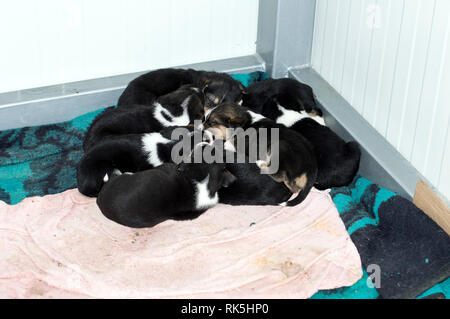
xmin=141 ymin=133 xmax=172 ymax=167
xmin=194 ymin=175 xmax=219 ymax=210
xmin=247 ymin=110 xmax=266 ymax=124
xmin=153 ymin=96 xmax=191 ymax=127
xmin=276 ymin=104 xmax=326 ymax=127
xmin=276 ymin=104 xmax=310 ymax=127
xmin=312 ymin=115 xmax=326 ymax=126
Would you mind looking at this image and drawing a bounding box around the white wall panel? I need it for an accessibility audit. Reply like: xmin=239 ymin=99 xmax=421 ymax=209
xmin=0 ymin=0 xmax=259 ymax=93
xmin=312 ymin=0 xmax=450 ymax=200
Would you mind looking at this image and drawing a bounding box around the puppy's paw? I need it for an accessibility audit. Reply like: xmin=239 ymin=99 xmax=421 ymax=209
xmin=255 ymin=160 xmax=268 ymax=168
xmin=224 ymin=139 xmax=236 ymax=152
xmin=256 ymin=160 xmax=272 ymax=174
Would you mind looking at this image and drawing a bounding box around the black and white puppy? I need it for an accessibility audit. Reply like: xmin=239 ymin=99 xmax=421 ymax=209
xmin=96 ymin=150 xmax=237 ymax=229
xmin=219 ymin=152 xmax=292 ymax=206
xmin=243 ymin=78 xmax=323 ymax=119
xmin=256 ymin=96 xmax=360 ymax=189
xmin=195 ymin=139 xmax=292 ymax=205
xmin=288 ymin=118 xmax=361 ymax=190
xmin=118 ymin=68 xmax=245 ymax=110
xmin=77 ymin=126 xmax=198 ymax=197
xmin=201 ymin=103 xmax=318 ymax=207
xmin=83 ymin=84 xmax=205 ymax=151
xmin=259 ymin=96 xmax=326 ymax=127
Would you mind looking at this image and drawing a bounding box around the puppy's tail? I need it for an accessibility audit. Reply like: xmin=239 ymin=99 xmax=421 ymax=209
xmin=77 ymin=157 xmax=116 ymax=197
xmin=285 ymin=171 xmax=317 ymax=207
xmin=77 ymin=136 xmax=145 ymax=197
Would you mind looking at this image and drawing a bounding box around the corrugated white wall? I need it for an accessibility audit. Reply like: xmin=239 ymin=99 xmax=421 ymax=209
xmin=0 ymin=0 xmax=259 ymax=93
xmin=311 ymin=0 xmax=450 ymax=200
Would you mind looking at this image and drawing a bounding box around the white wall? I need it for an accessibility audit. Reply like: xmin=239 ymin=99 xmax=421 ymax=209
xmin=312 ymin=0 xmax=450 ymax=200
xmin=0 ymin=0 xmax=259 ymax=93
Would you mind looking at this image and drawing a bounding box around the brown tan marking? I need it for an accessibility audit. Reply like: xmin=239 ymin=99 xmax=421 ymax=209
xmin=295 ymin=173 xmax=308 ymax=189
xmin=280 ymin=173 xmax=308 ymax=193
xmin=270 ymin=171 xmax=287 ymax=183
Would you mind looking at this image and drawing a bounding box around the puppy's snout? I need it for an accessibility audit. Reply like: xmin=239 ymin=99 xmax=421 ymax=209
xmin=222 ymin=170 xmax=237 ymax=188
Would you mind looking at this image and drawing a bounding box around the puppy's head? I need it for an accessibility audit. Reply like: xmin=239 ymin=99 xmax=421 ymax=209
xmin=177 ymin=143 xmax=237 ymax=192
xmin=201 ymin=77 xmax=245 ymax=112
xmin=156 ymin=85 xmax=206 ymax=123
xmin=200 ymin=103 xmax=251 ymax=140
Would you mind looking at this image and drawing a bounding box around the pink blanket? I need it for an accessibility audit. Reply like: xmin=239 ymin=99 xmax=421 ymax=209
xmin=0 ymin=188 xmax=362 ymax=299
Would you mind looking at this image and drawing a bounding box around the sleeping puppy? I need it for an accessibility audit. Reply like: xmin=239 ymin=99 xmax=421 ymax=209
xmin=77 ymin=126 xmax=198 ymax=197
xmin=83 ymin=84 xmax=204 ymax=151
xmin=195 ymin=139 xmax=291 ymax=205
xmin=96 ymin=148 xmax=237 ymax=228
xmin=260 ymin=96 xmax=326 ymax=127
xmin=288 ymin=118 xmax=361 ymax=190
xmin=201 ymin=103 xmax=318 ymax=207
xmin=117 ymin=68 xmax=245 ymax=110
xmin=219 ymin=152 xmax=292 ymax=206
xmin=243 ymin=78 xmax=323 ymax=122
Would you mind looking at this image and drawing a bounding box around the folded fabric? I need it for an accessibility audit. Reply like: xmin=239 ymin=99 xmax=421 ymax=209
xmin=0 ymin=188 xmax=362 ymax=299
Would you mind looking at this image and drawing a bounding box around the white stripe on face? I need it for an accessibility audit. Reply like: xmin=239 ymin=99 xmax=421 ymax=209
xmin=203 ymin=105 xmax=219 ymax=121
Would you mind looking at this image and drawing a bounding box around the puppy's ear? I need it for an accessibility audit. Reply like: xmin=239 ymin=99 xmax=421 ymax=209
xmin=228 ymin=109 xmax=250 ymax=128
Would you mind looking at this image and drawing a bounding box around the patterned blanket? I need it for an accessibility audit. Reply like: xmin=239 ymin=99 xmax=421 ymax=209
xmin=0 ymin=71 xmax=448 ymax=299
